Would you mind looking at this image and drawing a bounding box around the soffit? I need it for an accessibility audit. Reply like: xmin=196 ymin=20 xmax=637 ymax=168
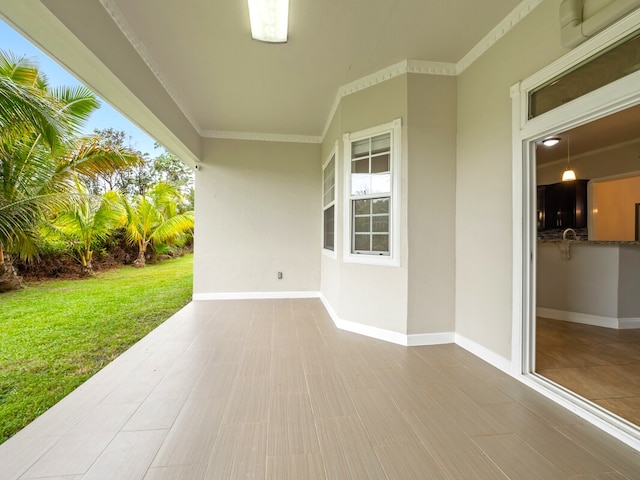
xmin=97 ymin=0 xmax=523 ymax=138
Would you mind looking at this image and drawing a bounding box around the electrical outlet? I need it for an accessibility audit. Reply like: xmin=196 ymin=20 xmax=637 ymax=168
xmin=277 ymin=272 xmax=283 ymax=280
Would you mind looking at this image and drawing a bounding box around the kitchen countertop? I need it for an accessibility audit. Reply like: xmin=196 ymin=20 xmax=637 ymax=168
xmin=537 ymin=239 xmax=640 ymax=245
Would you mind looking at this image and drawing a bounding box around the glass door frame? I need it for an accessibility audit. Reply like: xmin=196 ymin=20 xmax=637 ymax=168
xmin=510 ymin=9 xmax=640 ymax=450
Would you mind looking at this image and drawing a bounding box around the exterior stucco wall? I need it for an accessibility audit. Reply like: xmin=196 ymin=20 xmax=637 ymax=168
xmin=322 ymin=76 xmax=409 ymax=334
xmin=406 ymin=73 xmax=457 ymax=335
xmin=194 ymin=138 xmax=321 ymax=295
xmin=321 ymin=73 xmax=457 ymax=338
xmin=456 ymin=0 xmax=568 ymax=358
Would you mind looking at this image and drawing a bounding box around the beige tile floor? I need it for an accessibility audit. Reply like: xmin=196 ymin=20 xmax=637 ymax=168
xmin=537 ymin=317 xmax=640 ymax=426
xmin=1 ymin=299 xmax=640 ymax=479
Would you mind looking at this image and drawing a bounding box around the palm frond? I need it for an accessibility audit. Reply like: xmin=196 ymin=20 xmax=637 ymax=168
xmin=49 ymin=85 xmax=100 ymax=134
xmin=149 ymin=211 xmax=194 ymax=244
xmin=55 ymin=137 xmax=143 ymax=180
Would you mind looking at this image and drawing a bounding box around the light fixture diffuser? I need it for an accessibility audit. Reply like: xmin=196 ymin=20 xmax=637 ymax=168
xmin=248 ymin=0 xmax=289 ymax=43
xmin=542 ymin=137 xmax=561 ymax=147
xmin=562 ymin=169 xmax=576 ymax=181
xmin=561 ymin=136 xmax=576 ymax=182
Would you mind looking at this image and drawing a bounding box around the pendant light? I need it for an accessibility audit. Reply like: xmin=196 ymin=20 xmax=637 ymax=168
xmin=562 ymin=136 xmax=576 ymax=182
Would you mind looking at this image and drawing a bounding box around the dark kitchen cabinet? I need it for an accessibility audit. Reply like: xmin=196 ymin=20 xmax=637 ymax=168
xmin=537 ymin=179 xmax=588 ymax=230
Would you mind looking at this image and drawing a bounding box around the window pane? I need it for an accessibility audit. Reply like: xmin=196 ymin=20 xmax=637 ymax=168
xmin=323 ymin=187 xmax=334 ymax=207
xmin=324 ymin=206 xmax=334 ymax=251
xmin=372 ymin=215 xmax=388 ymax=233
xmin=352 ymin=158 xmax=369 ymax=174
xmin=354 ymin=234 xmax=370 ymax=251
xmin=371 ymin=133 xmax=390 ymax=154
xmin=355 ymin=216 xmax=370 ymax=233
xmin=348 ymin=126 xmax=394 ymax=258
xmin=323 ymin=155 xmax=335 ymax=207
xmin=354 ymin=199 xmax=370 ymax=215
xmin=372 ymin=234 xmax=389 ymax=252
xmin=352 ymin=138 xmax=370 ymax=158
xmin=370 ymin=173 xmax=391 ymax=194
xmin=351 ymin=174 xmax=370 ymax=195
xmin=529 ymin=31 xmax=640 ymax=118
xmin=372 ymin=197 xmax=389 ymax=214
xmin=371 ymin=154 xmax=389 ymax=173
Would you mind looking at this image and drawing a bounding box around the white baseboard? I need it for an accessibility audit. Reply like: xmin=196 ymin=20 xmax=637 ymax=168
xmin=407 ymin=332 xmax=456 ymax=346
xmin=620 ymin=318 xmax=640 ymax=329
xmin=193 ymin=291 xmax=321 ymax=301
xmin=537 ymin=307 xmax=640 ymax=329
xmin=319 ymin=295 xmax=454 ymax=347
xmin=454 ymin=334 xmax=512 ymax=374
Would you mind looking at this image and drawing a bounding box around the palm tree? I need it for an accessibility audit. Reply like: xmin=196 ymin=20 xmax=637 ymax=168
xmin=0 ymin=52 xmax=142 ymax=290
xmin=45 ymin=189 xmax=126 ymax=276
xmin=0 ymin=52 xmax=63 ymax=291
xmin=122 ymin=182 xmax=194 ymax=267
xmin=0 ymin=51 xmax=62 ymax=147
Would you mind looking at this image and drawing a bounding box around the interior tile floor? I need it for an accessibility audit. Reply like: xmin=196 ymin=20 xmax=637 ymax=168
xmin=2 ymin=299 xmax=640 ymax=479
xmin=537 ymin=316 xmax=640 ymax=427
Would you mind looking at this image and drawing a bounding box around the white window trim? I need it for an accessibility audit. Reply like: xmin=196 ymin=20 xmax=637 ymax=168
xmin=342 ymin=118 xmax=401 ymax=266
xmin=322 ymin=142 xmax=338 ymax=259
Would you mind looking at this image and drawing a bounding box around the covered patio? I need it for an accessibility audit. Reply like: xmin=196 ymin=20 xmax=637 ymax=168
xmin=1 ymin=299 xmax=638 ymax=479
xmin=2 ymin=0 xmax=640 ymax=475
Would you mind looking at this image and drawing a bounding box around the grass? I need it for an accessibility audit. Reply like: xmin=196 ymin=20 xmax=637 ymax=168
xmin=0 ymin=254 xmax=193 ymax=444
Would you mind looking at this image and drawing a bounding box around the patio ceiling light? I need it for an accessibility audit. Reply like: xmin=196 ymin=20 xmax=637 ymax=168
xmin=248 ymin=0 xmax=289 ymax=43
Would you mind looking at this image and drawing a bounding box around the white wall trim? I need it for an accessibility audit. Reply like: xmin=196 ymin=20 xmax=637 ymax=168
xmin=620 ymin=318 xmax=640 ymax=329
xmin=537 ymin=307 xmax=640 ymax=329
xmin=342 ymin=119 xmax=402 ymax=266
xmin=339 ymin=60 xmax=453 ymax=100
xmin=454 ymin=334 xmax=513 ymax=374
xmin=193 ymin=291 xmax=321 ymax=301
xmin=319 ymin=295 xmax=454 ymax=347
xmin=456 ymin=0 xmax=544 ymax=74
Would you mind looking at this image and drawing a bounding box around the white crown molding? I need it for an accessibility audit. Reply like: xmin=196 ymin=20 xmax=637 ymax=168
xmin=98 ymin=0 xmax=203 ymax=136
xmin=456 ymin=0 xmax=544 ymax=74
xmin=407 ymin=59 xmax=458 ymax=76
xmin=338 ymin=59 xmax=457 ymax=99
xmin=320 ymin=59 xmax=456 ymax=139
xmin=201 ymin=130 xmax=322 ymax=144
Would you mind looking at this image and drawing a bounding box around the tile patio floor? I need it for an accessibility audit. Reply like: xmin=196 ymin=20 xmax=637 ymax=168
xmin=1 ymin=299 xmax=639 ymax=479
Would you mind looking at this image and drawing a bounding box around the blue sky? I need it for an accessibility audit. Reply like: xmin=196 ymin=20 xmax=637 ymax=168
xmin=0 ymin=19 xmax=158 ymax=156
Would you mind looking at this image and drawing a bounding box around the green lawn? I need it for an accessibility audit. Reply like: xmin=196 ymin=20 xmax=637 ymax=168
xmin=0 ymin=254 xmax=193 ymax=443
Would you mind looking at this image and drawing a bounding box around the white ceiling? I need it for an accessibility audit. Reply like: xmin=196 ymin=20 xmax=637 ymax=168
xmin=3 ymin=0 xmax=638 ymax=164
xmin=97 ymin=0 xmax=524 ymax=138
xmin=536 ymin=103 xmax=640 ymax=165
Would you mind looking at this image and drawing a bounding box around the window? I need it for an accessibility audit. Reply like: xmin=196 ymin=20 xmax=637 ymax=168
xmin=529 ymin=30 xmax=640 ymax=118
xmin=322 ymin=151 xmax=336 ymax=253
xmin=343 ymin=119 xmax=401 ymax=265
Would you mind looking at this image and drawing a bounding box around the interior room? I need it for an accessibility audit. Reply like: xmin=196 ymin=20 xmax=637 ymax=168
xmin=536 ymin=103 xmax=640 ymax=426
